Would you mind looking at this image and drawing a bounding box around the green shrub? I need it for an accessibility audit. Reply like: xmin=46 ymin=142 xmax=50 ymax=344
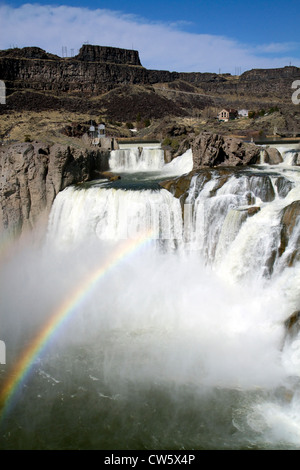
xmin=171 ymin=139 xmax=179 ymax=151
xmin=268 ymin=106 xmax=279 ymax=114
xmin=162 ymin=137 xmax=172 ymax=146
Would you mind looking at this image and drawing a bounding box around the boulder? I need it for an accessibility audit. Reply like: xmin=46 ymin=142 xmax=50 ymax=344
xmin=279 ymin=200 xmax=300 ymax=266
xmin=263 ymin=147 xmax=283 ymax=164
xmin=275 ymin=177 xmax=295 ymax=198
xmin=294 ymin=153 xmax=300 ymax=165
xmin=191 ymin=132 xmax=260 ymax=169
xmin=247 ymin=206 xmax=261 ymax=216
xmin=249 ymin=174 xmax=275 ymax=202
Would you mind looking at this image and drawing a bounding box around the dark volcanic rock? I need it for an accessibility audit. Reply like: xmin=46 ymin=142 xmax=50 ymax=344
xmin=247 ymin=206 xmax=261 ymax=216
xmin=0 ymin=142 xmax=109 ymax=236
xmin=249 ymin=174 xmax=275 ymax=202
xmin=98 ymin=85 xmax=188 ymax=121
xmin=160 ymin=170 xmax=212 ymax=212
xmin=160 ymin=171 xmax=197 ymax=199
xmin=279 ymin=200 xmax=300 ymax=266
xmin=0 ymin=46 xmax=59 ymax=60
xmin=75 ymin=44 xmax=142 ymax=66
xmin=263 ymin=147 xmax=283 ymax=164
xmin=2 ymin=44 xmax=299 ymax=110
xmin=191 ymin=132 xmax=261 ymax=169
xmin=276 ymin=176 xmax=295 ymax=198
xmin=284 ymin=311 xmax=300 ymax=340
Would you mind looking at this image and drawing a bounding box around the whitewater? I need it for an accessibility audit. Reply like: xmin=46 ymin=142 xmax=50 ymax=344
xmin=0 ymin=145 xmax=299 ymax=450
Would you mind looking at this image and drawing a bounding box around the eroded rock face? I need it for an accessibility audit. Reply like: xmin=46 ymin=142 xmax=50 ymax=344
xmin=160 ymin=170 xmax=212 ymax=211
xmin=276 ymin=177 xmax=295 ymax=198
xmin=263 ymin=147 xmax=283 ymax=164
xmin=76 ymin=45 xmax=142 ymax=66
xmin=284 ymin=311 xmax=300 ymax=340
xmin=191 ymin=132 xmax=261 ymax=169
xmin=0 ymin=142 xmax=109 ymax=237
xmin=294 ymin=153 xmax=300 ymax=165
xmin=160 ymin=171 xmax=198 ymax=199
xmin=249 ymin=174 xmax=275 ymax=202
xmin=0 ymin=46 xmax=59 ymax=60
xmin=279 ymin=200 xmax=300 ymax=266
xmin=2 ymin=46 xmax=299 ymax=107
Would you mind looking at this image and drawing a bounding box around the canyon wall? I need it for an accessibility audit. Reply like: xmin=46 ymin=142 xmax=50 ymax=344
xmin=1 ymin=45 xmax=299 ymax=103
xmin=0 ymin=141 xmax=109 ymax=237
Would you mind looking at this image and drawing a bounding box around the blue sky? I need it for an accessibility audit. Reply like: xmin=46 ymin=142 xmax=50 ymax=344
xmin=0 ymin=0 xmax=300 ymax=73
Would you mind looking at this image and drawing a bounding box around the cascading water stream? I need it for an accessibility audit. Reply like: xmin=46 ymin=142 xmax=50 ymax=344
xmin=0 ymin=144 xmax=300 ymax=450
xmin=109 ymin=147 xmax=165 ymax=172
xmin=46 ymin=186 xmax=184 ymax=251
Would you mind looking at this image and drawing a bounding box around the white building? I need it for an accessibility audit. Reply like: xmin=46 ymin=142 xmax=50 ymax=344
xmin=98 ymin=123 xmax=105 ymax=138
xmin=238 ymin=109 xmax=249 ymax=118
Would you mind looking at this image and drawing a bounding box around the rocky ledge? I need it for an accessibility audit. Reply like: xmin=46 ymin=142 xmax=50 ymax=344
xmin=0 ymin=142 xmax=109 ymax=237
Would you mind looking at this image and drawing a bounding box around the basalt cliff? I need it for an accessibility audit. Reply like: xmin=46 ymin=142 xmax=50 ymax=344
xmin=0 ymin=141 xmax=109 ymax=238
xmin=1 ymin=44 xmax=300 ymax=120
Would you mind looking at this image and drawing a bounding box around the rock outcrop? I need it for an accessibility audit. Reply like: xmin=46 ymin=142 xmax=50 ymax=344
xmin=75 ymin=44 xmax=142 ymax=66
xmin=284 ymin=311 xmax=300 ymax=340
xmin=263 ymin=147 xmax=283 ymax=164
xmin=0 ymin=46 xmax=59 ymax=60
xmin=191 ymin=132 xmax=261 ymax=169
xmin=279 ymin=200 xmax=300 ymax=266
xmin=0 ymin=142 xmax=109 ymax=237
xmin=160 ymin=167 xmax=277 ymax=203
xmin=275 ymin=176 xmax=295 ymax=198
xmin=0 ymin=45 xmax=225 ymax=97
xmin=1 ymin=45 xmax=299 ymax=107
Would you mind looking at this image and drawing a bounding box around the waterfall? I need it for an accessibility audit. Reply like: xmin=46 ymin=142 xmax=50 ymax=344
xmin=183 ymin=169 xmax=299 ymax=281
xmin=47 ymin=186 xmax=183 ymax=251
xmin=1 ymin=146 xmax=300 ymax=450
xmin=162 ymin=149 xmax=193 ymax=175
xmin=281 ymin=150 xmax=300 ymax=166
xmin=261 ymin=144 xmax=300 ymax=167
xmin=109 ymin=145 xmax=193 ymax=175
xmin=109 ymin=147 xmax=165 ymax=172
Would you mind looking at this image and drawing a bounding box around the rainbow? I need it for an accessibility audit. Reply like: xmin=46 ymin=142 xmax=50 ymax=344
xmin=0 ymin=230 xmax=154 ymax=422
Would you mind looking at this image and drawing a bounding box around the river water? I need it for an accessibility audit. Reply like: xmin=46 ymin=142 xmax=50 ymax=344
xmin=0 ymin=145 xmax=299 ymax=450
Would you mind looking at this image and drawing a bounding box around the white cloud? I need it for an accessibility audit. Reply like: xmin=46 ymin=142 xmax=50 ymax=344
xmin=253 ymin=42 xmax=299 ymax=54
xmin=0 ymin=3 xmax=299 ymax=73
